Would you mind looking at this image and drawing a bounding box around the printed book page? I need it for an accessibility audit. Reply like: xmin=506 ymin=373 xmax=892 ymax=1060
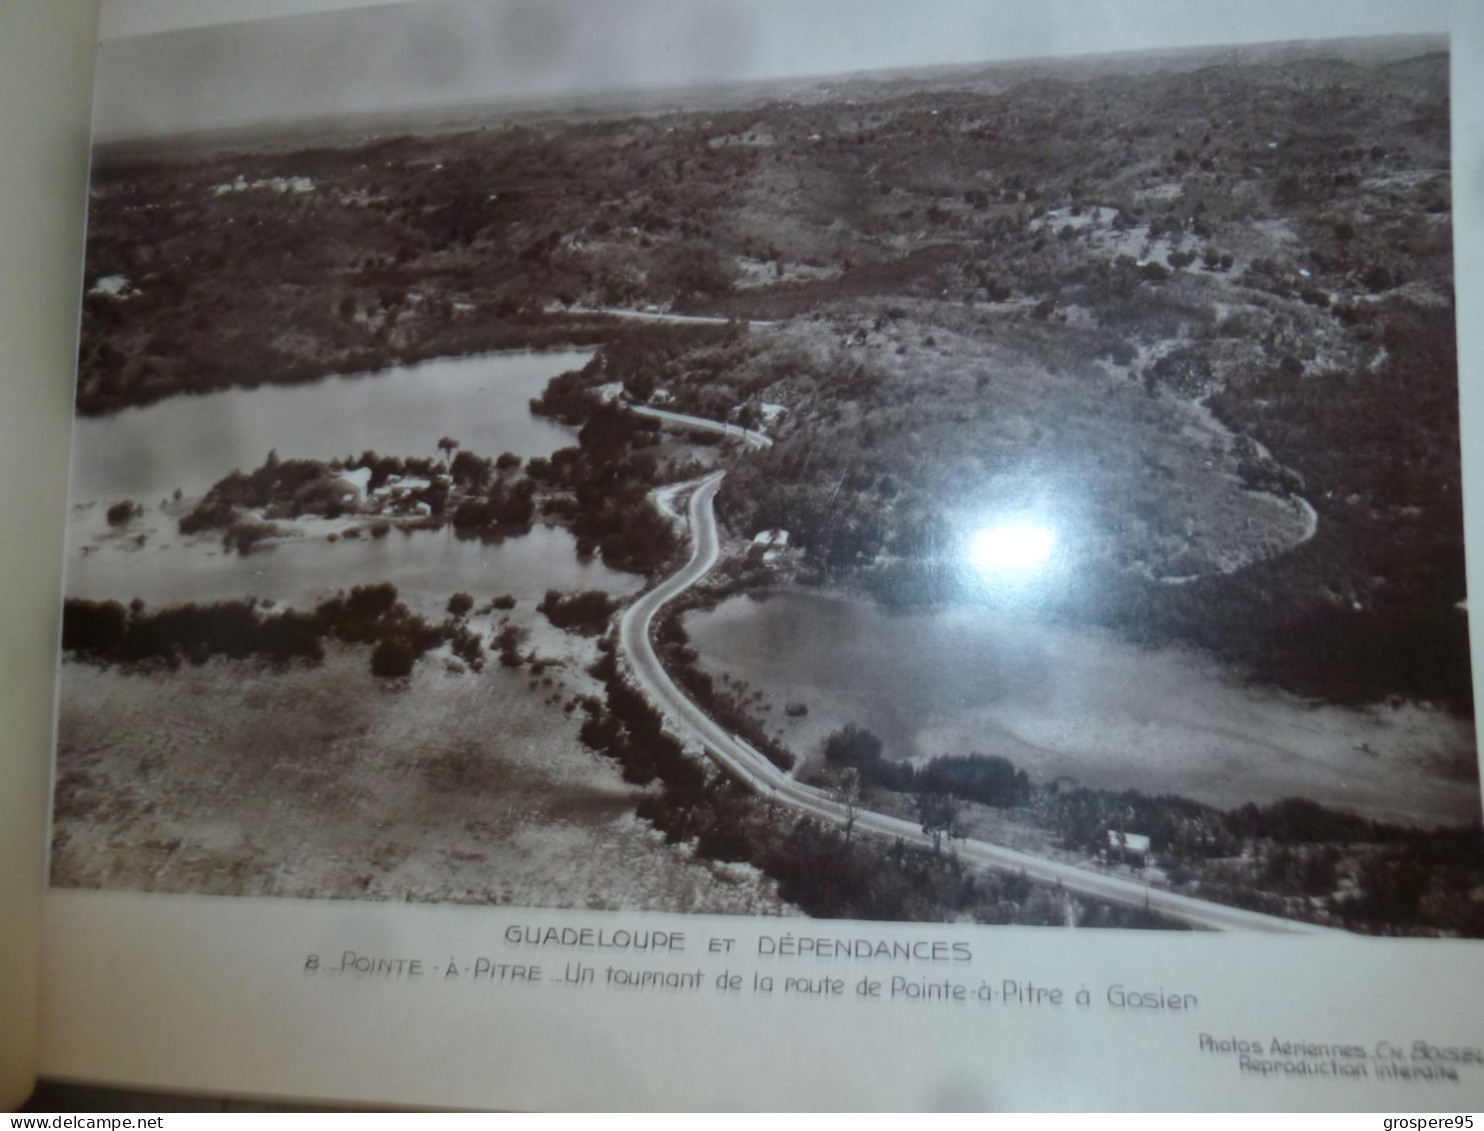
xmin=0 ymin=0 xmax=100 ymax=1112
xmin=36 ymin=0 xmax=1484 ymax=1110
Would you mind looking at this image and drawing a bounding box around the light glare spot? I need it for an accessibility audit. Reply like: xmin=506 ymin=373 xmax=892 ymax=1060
xmin=968 ymin=525 xmax=1055 ymax=575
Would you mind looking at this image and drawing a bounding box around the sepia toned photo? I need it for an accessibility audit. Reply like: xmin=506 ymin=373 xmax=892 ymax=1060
xmin=51 ymin=0 xmax=1480 ymax=938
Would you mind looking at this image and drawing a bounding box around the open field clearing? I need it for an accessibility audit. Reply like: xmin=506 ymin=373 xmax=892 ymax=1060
xmin=52 ymin=649 xmax=791 ymax=916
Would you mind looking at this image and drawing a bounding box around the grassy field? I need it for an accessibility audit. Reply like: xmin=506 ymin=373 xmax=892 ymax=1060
xmin=51 ymin=646 xmax=791 ymax=915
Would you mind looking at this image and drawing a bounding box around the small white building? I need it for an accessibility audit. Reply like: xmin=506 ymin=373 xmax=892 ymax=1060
xmin=372 ymin=475 xmax=431 ymax=498
xmin=750 ymin=529 xmax=790 ymax=566
xmin=1106 ymin=830 xmax=1151 ymax=862
xmin=751 ymin=529 xmax=789 ymax=549
xmin=335 ymin=467 xmax=373 ymax=500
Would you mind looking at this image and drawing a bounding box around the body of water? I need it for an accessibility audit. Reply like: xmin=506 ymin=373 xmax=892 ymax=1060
xmin=66 ymin=517 xmax=640 ymax=618
xmin=63 ymin=349 xmax=644 ymax=615
xmin=70 ymin=349 xmax=591 ymax=501
xmin=684 ymin=590 xmax=1480 ymax=825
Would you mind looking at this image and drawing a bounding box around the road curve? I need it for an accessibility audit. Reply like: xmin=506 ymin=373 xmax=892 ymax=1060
xmin=629 ymin=404 xmax=773 ymax=449
xmin=617 ymin=474 xmax=1333 ymax=935
xmin=570 ymin=306 xmax=776 ymax=328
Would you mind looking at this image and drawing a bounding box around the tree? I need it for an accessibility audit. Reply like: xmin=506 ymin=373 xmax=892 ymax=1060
xmin=734 ymin=401 xmax=762 ymax=431
xmin=1362 ymin=264 xmax=1395 ymax=293
xmin=622 ymin=368 xmax=657 ymax=404
xmin=822 ymin=723 xmax=883 ymax=770
xmin=539 ymin=589 xmax=617 ymax=635
xmin=827 ymin=767 xmax=862 ymax=845
xmin=494 ymin=623 xmax=529 ymax=668
xmin=447 ymin=592 xmax=474 ymax=619
xmin=437 ymin=436 xmax=460 ymax=463
xmin=449 ymin=450 xmax=491 ymax=488
xmin=655 ymin=242 xmax=737 ymax=304
xmin=918 ymin=753 xmax=1029 ymax=808
xmin=61 ymin=599 xmax=129 ymax=658
xmin=916 ymin=788 xmax=962 ymax=855
xmin=370 ymin=638 xmax=416 ymax=678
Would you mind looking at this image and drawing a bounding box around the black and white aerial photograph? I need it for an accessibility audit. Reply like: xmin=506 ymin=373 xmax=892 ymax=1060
xmin=51 ymin=0 xmax=1481 ymax=936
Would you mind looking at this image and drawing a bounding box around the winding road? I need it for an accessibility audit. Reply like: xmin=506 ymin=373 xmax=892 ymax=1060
xmin=629 ymin=405 xmax=773 ymax=449
xmin=569 ymin=306 xmax=775 ymax=328
xmin=616 ymin=461 xmax=1333 ymax=935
